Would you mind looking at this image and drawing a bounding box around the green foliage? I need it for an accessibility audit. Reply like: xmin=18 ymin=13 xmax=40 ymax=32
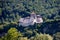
xmin=0 ymin=0 xmax=60 ymax=23
xmin=18 ymin=37 xmax=28 ymax=40
xmin=30 ymin=33 xmax=53 ymax=40
xmin=7 ymin=28 xmax=23 ymax=40
xmin=54 ymin=32 xmax=60 ymax=40
xmin=8 ymin=28 xmax=19 ymax=37
xmin=0 ymin=0 xmax=60 ymax=40
xmin=0 ymin=25 xmax=4 ymax=29
xmin=0 ymin=28 xmax=23 ymax=40
xmin=0 ymin=8 xmax=2 ymax=15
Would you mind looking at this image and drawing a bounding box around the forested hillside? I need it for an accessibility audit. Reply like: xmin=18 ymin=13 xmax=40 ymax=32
xmin=0 ymin=0 xmax=60 ymax=40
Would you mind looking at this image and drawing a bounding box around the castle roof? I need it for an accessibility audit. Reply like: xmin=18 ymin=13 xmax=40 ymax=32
xmin=31 ymin=11 xmax=35 ymax=14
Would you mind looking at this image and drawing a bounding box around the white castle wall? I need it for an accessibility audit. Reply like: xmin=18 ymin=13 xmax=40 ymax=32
xmin=19 ymin=12 xmax=43 ymax=26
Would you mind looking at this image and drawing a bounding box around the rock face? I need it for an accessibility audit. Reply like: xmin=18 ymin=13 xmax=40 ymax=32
xmin=19 ymin=12 xmax=43 ymax=26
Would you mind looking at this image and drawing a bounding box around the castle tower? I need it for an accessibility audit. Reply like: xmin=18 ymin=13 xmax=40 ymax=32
xmin=30 ymin=11 xmax=37 ymax=24
xmin=30 ymin=11 xmax=37 ymax=19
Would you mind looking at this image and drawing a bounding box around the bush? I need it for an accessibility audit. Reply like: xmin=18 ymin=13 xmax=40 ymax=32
xmin=30 ymin=33 xmax=53 ymax=40
xmin=53 ymin=32 xmax=60 ymax=40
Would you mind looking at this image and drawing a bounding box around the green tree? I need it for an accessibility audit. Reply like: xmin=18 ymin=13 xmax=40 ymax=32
xmin=53 ymin=32 xmax=60 ymax=40
xmin=30 ymin=33 xmax=53 ymax=40
xmin=7 ymin=28 xmax=22 ymax=40
xmin=18 ymin=37 xmax=28 ymax=40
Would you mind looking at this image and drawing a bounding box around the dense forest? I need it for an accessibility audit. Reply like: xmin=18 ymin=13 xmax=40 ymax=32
xmin=0 ymin=0 xmax=60 ymax=40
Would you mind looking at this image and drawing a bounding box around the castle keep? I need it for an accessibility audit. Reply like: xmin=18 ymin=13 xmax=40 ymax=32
xmin=19 ymin=12 xmax=43 ymax=26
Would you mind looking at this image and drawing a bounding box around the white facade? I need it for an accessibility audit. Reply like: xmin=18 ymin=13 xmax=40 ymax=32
xmin=19 ymin=12 xmax=43 ymax=26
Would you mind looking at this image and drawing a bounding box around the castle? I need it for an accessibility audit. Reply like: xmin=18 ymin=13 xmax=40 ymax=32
xmin=19 ymin=12 xmax=43 ymax=26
